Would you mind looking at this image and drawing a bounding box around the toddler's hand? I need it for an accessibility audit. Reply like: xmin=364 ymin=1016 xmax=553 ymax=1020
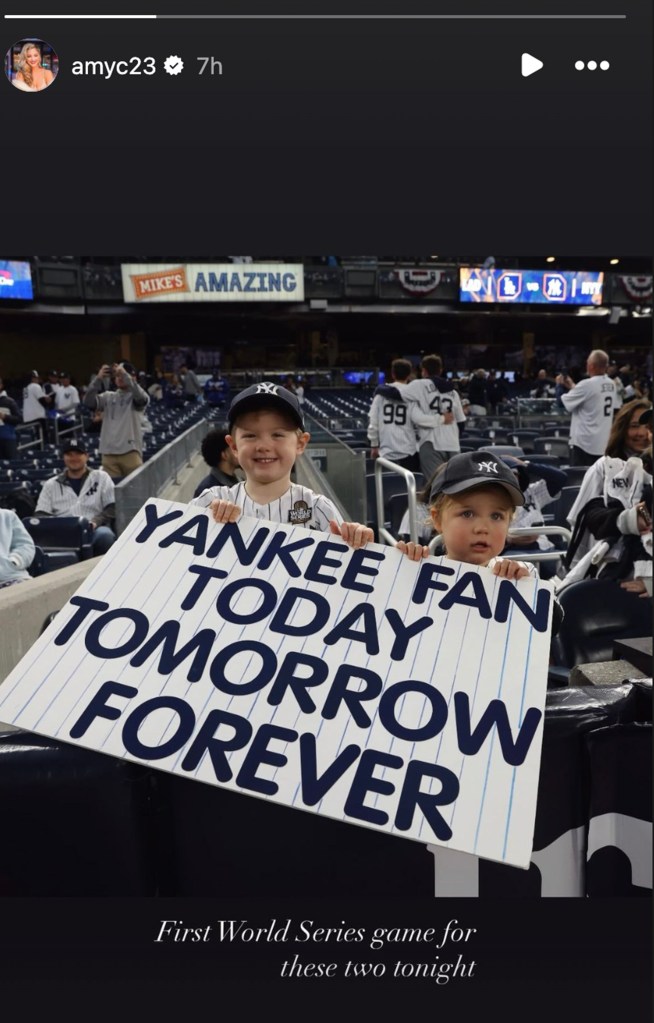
xmin=488 ymin=557 xmax=531 ymax=580
xmin=396 ymin=540 xmax=430 ymax=561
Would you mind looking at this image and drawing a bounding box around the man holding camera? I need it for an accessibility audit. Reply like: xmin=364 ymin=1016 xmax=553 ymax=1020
xmin=83 ymin=361 xmax=149 ymax=480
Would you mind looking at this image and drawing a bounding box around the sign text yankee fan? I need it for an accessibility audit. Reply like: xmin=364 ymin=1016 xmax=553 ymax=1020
xmin=0 ymin=499 xmax=553 ymax=865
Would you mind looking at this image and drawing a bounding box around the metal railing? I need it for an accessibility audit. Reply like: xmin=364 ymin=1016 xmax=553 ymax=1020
xmin=515 ymin=398 xmax=571 ymax=428
xmin=374 ymin=457 xmax=421 ymax=546
xmin=114 ymin=418 xmax=211 ymax=534
xmin=16 ymin=423 xmax=43 ymax=454
xmin=428 ymin=525 xmax=572 ymax=564
xmin=48 ymin=410 xmax=84 ymax=447
xmin=303 ymin=414 xmax=367 ymax=523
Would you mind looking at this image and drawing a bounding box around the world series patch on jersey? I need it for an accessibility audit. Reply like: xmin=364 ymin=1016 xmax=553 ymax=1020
xmin=191 ymin=481 xmax=341 ymax=532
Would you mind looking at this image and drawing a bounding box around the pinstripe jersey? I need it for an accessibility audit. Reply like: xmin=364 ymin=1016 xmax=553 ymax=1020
xmin=35 ymin=468 xmax=115 ymax=522
xmin=401 ymin=378 xmax=467 ymax=452
xmin=191 ymin=481 xmax=342 ymax=532
xmin=367 ymin=385 xmax=419 ymax=459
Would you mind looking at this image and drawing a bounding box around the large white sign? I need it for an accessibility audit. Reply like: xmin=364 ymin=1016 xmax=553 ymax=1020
xmin=120 ymin=263 xmax=304 ymax=302
xmin=0 ymin=500 xmax=554 ymax=867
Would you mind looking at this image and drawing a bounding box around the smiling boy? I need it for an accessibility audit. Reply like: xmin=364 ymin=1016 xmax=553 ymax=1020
xmin=191 ymin=382 xmax=373 ymax=548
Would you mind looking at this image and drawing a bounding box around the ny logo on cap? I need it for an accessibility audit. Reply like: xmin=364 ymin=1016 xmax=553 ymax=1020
xmin=477 ymin=460 xmax=499 ymax=474
xmin=256 ymin=383 xmax=279 ymax=395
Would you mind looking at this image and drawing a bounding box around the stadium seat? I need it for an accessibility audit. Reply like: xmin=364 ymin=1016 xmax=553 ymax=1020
xmin=550 ymin=579 xmax=652 ymax=679
xmin=27 ymin=545 xmax=47 ymax=577
xmin=482 ymin=445 xmax=526 ymax=458
xmin=553 ymin=485 xmax=581 ymax=527
xmin=558 ymin=465 xmax=590 ymax=485
xmin=534 ymin=436 xmax=571 ymax=458
xmin=366 ymin=471 xmax=424 ymax=530
xmin=524 ymin=453 xmax=563 ymax=467
xmin=0 ymin=482 xmax=35 ymax=518
xmin=22 ymin=516 xmax=94 ymax=563
xmin=510 ymin=430 xmax=541 ymax=452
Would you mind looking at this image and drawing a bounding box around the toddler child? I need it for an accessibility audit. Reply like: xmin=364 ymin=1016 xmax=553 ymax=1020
xmin=397 ymin=450 xmax=536 ymax=581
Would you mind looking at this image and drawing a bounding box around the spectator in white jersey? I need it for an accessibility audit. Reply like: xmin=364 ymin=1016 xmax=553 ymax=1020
xmin=556 ymin=349 xmax=616 ymax=466
xmin=54 ymin=371 xmax=80 ymax=415
xmin=84 ymin=361 xmax=149 ymax=480
xmin=387 ymin=354 xmax=467 ymax=480
xmin=367 ymin=358 xmax=423 ymax=471
xmin=35 ymin=437 xmax=116 ymax=555
xmin=192 ymin=381 xmax=374 ymax=548
xmin=22 ymin=370 xmax=48 ymax=445
xmin=42 ymin=370 xmax=61 ymax=404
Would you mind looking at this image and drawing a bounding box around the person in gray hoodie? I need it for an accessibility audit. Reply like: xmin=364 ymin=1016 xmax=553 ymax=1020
xmin=84 ymin=361 xmax=149 ymax=480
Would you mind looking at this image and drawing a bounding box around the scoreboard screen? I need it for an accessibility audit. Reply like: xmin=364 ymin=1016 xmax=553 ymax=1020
xmin=459 ymin=267 xmax=604 ymax=305
xmin=0 ymin=260 xmax=33 ymax=300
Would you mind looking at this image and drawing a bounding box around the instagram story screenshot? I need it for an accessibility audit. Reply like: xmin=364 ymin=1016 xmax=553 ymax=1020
xmin=0 ymin=2 xmax=652 ymax=1021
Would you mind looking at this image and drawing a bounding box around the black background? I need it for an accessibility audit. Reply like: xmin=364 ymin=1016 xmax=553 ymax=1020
xmin=2 ymin=897 xmax=651 ymax=1020
xmin=1 ymin=0 xmax=652 ymax=253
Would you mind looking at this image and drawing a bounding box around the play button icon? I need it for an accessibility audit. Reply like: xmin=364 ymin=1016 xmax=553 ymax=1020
xmin=522 ymin=52 xmax=544 ymax=77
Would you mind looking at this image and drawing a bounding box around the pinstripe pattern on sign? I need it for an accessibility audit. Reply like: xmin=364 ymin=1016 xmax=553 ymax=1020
xmin=0 ymin=499 xmax=552 ymax=868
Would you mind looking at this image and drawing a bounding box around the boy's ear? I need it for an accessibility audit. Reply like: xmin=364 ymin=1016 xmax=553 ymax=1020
xmin=430 ymin=506 xmax=441 ymax=532
xmin=226 ymin=433 xmax=237 ymax=454
xmin=296 ymin=431 xmax=310 ymax=453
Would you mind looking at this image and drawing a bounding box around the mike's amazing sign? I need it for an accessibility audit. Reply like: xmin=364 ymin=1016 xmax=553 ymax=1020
xmin=0 ymin=500 xmax=554 ymax=868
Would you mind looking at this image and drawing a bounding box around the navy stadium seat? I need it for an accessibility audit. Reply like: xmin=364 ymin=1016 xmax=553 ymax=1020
xmin=550 ymin=579 xmax=652 ymax=672
xmin=22 ymin=515 xmax=94 ymax=563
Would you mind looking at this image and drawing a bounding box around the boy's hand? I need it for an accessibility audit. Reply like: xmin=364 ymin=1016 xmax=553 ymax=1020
xmin=488 ymin=557 xmax=531 ymax=580
xmin=209 ymin=499 xmax=242 ymax=524
xmin=395 ymin=540 xmax=430 ymax=561
xmin=329 ymin=520 xmax=373 ymax=549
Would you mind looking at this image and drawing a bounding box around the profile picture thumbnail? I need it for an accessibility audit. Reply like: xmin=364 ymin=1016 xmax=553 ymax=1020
xmin=4 ymin=38 xmax=59 ymax=92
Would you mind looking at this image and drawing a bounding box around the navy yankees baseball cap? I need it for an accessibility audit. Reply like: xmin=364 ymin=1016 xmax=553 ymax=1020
xmin=429 ymin=450 xmax=525 ymax=505
xmin=62 ymin=438 xmax=87 ymax=454
xmin=228 ymin=382 xmax=305 ymax=431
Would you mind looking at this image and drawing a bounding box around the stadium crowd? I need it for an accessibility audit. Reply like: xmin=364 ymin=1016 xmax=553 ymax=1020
xmin=0 ymin=352 xmax=651 ymax=605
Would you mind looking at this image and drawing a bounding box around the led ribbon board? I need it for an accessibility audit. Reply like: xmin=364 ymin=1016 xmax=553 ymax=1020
xmin=460 ymin=267 xmax=604 ymax=305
